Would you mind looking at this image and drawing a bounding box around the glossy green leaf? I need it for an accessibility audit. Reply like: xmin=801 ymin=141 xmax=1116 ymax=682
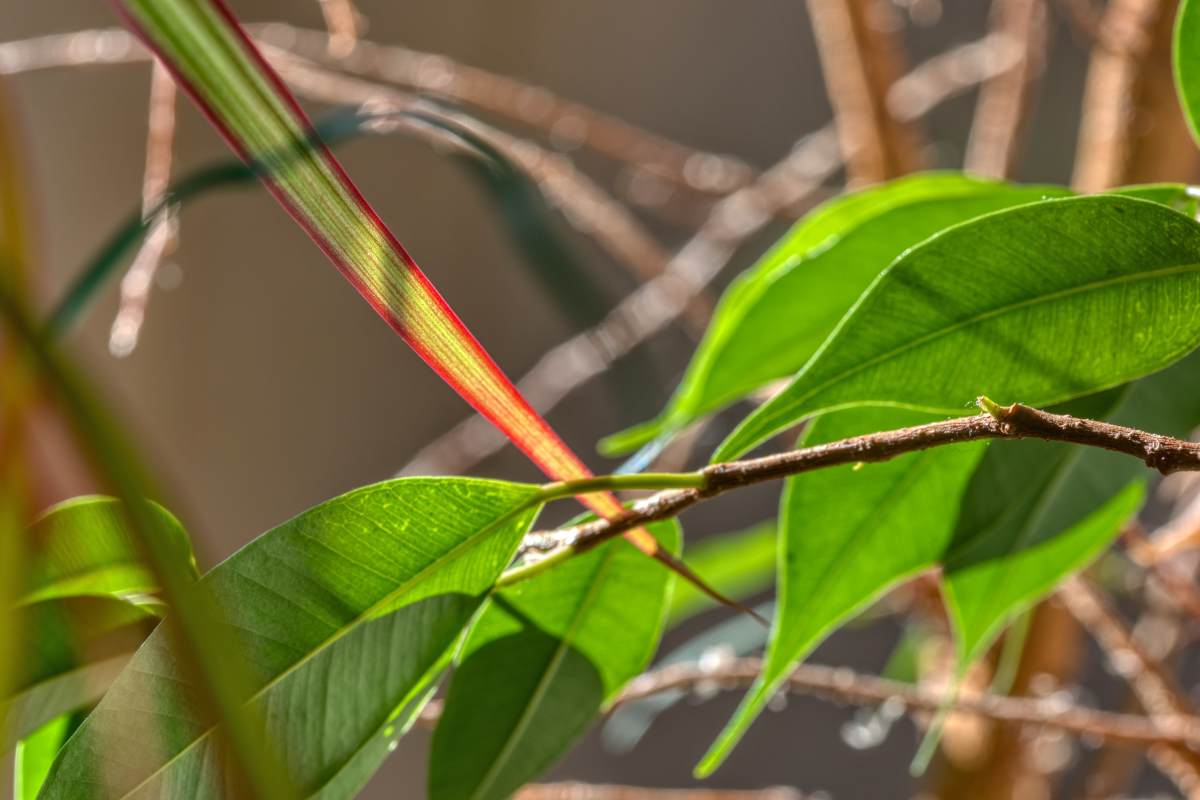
xmin=716 ymin=196 xmax=1200 ymax=460
xmin=429 ymin=520 xmax=680 ymax=800
xmin=21 ymin=496 xmax=195 ymax=608
xmin=1174 ymin=0 xmax=1200 ymax=147
xmin=666 ymin=522 xmax=774 ymax=625
xmin=14 ymin=714 xmax=76 ymax=800
xmin=40 ymin=478 xmax=542 ymax=799
xmin=602 ymin=174 xmax=1067 ymax=455
xmin=946 ymin=348 xmax=1200 ymax=663
xmin=5 ymin=497 xmax=193 ymax=749
xmin=697 ymin=407 xmax=986 ymax=776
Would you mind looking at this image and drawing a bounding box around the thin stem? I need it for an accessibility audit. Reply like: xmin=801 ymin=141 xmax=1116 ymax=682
xmin=539 ymin=472 xmax=705 ymax=503
xmin=417 ymin=656 xmax=1200 ymax=749
xmin=500 ymin=398 xmax=1200 ymax=585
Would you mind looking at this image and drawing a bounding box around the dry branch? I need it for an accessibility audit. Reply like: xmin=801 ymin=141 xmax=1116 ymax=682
xmin=515 ymin=400 xmax=1200 ymax=566
xmin=965 ymin=0 xmax=1049 ymax=178
xmin=400 ymin=34 xmax=1020 ymax=477
xmin=806 ymin=0 xmax=926 ymax=183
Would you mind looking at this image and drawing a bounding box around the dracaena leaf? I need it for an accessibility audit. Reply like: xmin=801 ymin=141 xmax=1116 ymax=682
xmin=429 ymin=520 xmax=680 ymax=800
xmin=715 ymin=195 xmax=1200 ymax=461
xmin=40 ymin=477 xmax=542 ymax=799
xmin=110 ymin=0 xmax=660 ymax=560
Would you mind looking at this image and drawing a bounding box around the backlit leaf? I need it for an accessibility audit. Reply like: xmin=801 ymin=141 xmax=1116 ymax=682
xmin=429 ymin=520 xmax=679 ymax=800
xmin=40 ymin=478 xmax=542 ymax=799
xmin=111 ymin=0 xmax=666 ymax=566
xmin=697 ymin=407 xmax=985 ymax=776
xmin=603 ymin=174 xmax=1067 ymax=455
xmin=716 ymin=196 xmax=1200 ymax=460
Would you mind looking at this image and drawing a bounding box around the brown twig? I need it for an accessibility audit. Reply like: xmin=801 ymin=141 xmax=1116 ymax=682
xmin=109 ymin=59 xmax=177 ymax=358
xmin=806 ymin=0 xmax=926 ymax=183
xmin=0 ymin=25 xmax=758 ymax=203
xmin=965 ymin=0 xmax=1049 ymax=178
xmin=413 ymin=655 xmax=1200 ymax=750
xmin=260 ymin=50 xmax=714 ymax=327
xmin=399 ymin=34 xmax=1018 ymax=477
xmin=1058 ymin=576 xmax=1200 ymax=795
xmin=315 ymin=0 xmax=362 ymax=58
xmin=254 ymin=24 xmax=757 ymax=198
xmin=1071 ymin=0 xmax=1200 ymax=191
xmin=520 ymin=400 xmax=1200 ymax=563
xmin=614 ymin=658 xmax=1200 ymax=748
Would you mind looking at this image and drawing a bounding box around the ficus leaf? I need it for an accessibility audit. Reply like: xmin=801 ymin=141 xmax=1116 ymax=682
xmin=109 ymin=0 xmax=673 ymax=575
xmin=13 ymin=714 xmax=79 ymax=800
xmin=702 ymin=348 xmax=1200 ymax=774
xmin=945 ymin=347 xmax=1200 ymax=663
xmin=716 ymin=196 xmax=1200 ymax=461
xmin=697 ymin=407 xmax=986 ymax=776
xmin=429 ymin=520 xmax=680 ymax=800
xmin=39 ymin=477 xmax=542 ymax=799
xmin=1174 ymin=0 xmax=1200 ymax=147
xmin=602 ymin=173 xmax=1069 ymax=455
xmin=4 ymin=497 xmax=194 ymax=747
xmin=20 ymin=495 xmax=195 ymax=608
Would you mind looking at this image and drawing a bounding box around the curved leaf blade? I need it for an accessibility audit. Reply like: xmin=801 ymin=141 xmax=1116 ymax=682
xmin=716 ymin=196 xmax=1200 ymax=460
xmin=40 ymin=477 xmax=541 ymax=799
xmin=946 ymin=348 xmax=1200 ymax=663
xmin=1174 ymin=0 xmax=1200 ymax=147
xmin=697 ymin=407 xmax=985 ymax=776
xmin=21 ymin=496 xmax=195 ymax=607
xmin=603 ymin=174 xmax=1069 ymax=454
xmin=429 ymin=520 xmax=679 ymax=800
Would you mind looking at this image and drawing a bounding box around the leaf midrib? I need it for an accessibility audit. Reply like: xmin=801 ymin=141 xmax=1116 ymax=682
xmin=112 ymin=489 xmax=539 ymax=799
xmin=468 ymin=546 xmax=620 ymax=800
xmin=753 ymin=261 xmax=1200 ymax=437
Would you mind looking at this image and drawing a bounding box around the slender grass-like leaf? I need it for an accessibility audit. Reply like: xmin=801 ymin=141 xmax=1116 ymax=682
xmin=716 ymin=196 xmax=1200 ymax=460
xmin=109 ymin=0 xmax=674 ymax=573
xmin=602 ymin=174 xmax=1069 ymax=455
xmin=429 ymin=520 xmax=679 ymax=800
xmin=41 ymin=477 xmax=542 ymax=798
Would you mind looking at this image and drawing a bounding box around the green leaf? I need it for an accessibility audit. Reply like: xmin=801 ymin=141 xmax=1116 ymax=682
xmin=21 ymin=496 xmax=195 ymax=608
xmin=601 ymin=173 xmax=1068 ymax=455
xmin=429 ymin=520 xmax=679 ymax=800
xmin=666 ymin=522 xmax=775 ymax=625
xmin=14 ymin=714 xmax=77 ymax=800
xmin=40 ymin=477 xmax=542 ymax=799
xmin=697 ymin=407 xmax=986 ymax=776
xmin=716 ymin=195 xmax=1200 ymax=460
xmin=945 ymin=348 xmax=1200 ymax=663
xmin=1174 ymin=0 xmax=1200 ymax=147
xmin=4 ymin=497 xmax=193 ymax=748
